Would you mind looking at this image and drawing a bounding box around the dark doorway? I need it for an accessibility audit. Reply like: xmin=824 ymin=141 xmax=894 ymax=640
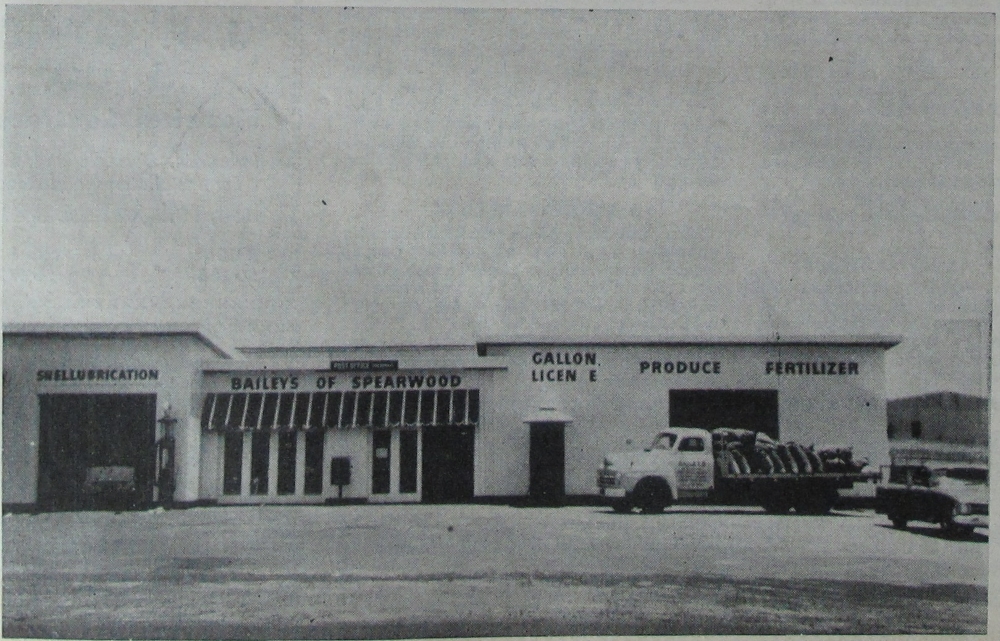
xmin=669 ymin=390 xmax=779 ymax=440
xmin=372 ymin=430 xmax=391 ymax=495
xmin=38 ymin=394 xmax=157 ymax=511
xmin=421 ymin=426 xmax=474 ymax=503
xmin=529 ymin=422 xmax=565 ymax=505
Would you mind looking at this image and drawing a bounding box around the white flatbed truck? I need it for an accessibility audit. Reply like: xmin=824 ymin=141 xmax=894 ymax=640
xmin=597 ymin=427 xmax=872 ymax=514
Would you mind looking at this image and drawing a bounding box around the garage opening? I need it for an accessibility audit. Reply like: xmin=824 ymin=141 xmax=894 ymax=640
xmin=421 ymin=425 xmax=475 ymax=503
xmin=37 ymin=394 xmax=157 ymax=511
xmin=669 ymin=390 xmax=779 ymax=440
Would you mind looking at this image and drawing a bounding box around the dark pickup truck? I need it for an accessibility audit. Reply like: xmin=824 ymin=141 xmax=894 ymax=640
xmin=876 ymin=463 xmax=988 ymax=537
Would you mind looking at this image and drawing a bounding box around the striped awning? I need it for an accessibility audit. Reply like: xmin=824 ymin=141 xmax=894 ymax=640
xmin=201 ymin=389 xmax=479 ymax=432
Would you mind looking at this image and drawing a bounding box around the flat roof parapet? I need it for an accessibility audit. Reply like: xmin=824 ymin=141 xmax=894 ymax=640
xmin=477 ymin=334 xmax=903 ymax=355
xmin=3 ymin=322 xmax=233 ymax=358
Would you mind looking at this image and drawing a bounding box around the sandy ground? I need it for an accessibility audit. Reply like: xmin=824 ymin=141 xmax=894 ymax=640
xmin=2 ymin=504 xmax=989 ymax=637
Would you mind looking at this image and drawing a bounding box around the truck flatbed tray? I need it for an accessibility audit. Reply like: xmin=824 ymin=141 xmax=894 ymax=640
xmin=718 ymin=472 xmax=868 ymax=480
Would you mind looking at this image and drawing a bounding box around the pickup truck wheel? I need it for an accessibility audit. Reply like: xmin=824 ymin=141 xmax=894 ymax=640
xmin=611 ymin=499 xmax=632 ymax=514
xmin=889 ymin=513 xmax=908 ymax=529
xmin=942 ymin=519 xmax=974 ymax=538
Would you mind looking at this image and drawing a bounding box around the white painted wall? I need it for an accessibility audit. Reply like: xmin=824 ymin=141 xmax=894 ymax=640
xmin=480 ymin=343 xmax=890 ymax=497
xmin=2 ymin=334 xmax=221 ymax=505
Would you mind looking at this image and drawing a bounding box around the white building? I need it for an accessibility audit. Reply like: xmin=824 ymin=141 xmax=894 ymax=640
xmin=2 ymin=324 xmax=899 ymax=511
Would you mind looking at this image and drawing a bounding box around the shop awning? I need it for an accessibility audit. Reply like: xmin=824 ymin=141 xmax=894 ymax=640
xmin=201 ymin=389 xmax=479 ymax=432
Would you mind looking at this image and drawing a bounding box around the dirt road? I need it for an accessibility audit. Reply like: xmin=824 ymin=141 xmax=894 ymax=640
xmin=2 ymin=504 xmax=988 ymax=637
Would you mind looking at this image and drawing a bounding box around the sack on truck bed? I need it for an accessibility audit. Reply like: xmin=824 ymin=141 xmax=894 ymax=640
xmin=712 ymin=428 xmax=755 ymax=453
xmin=788 ymin=443 xmax=813 ymax=474
xmin=750 ymin=447 xmax=775 ymax=474
xmin=804 ymin=446 xmax=824 ymax=473
xmin=776 ymin=444 xmax=799 ymax=474
xmin=817 ymin=445 xmax=864 ymax=473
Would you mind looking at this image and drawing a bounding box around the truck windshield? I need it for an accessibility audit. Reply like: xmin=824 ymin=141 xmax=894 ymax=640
xmin=650 ymin=433 xmax=677 ymax=450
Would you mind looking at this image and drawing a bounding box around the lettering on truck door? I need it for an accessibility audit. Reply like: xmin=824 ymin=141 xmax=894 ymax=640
xmin=676 ymin=435 xmax=713 ymax=491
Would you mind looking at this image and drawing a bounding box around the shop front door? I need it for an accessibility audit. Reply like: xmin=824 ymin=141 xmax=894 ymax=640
xmin=529 ymin=422 xmax=565 ymax=505
xmin=421 ymin=425 xmax=474 ymax=503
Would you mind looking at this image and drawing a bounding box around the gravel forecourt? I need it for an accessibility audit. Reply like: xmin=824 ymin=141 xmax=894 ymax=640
xmin=2 ymin=504 xmax=988 ymax=638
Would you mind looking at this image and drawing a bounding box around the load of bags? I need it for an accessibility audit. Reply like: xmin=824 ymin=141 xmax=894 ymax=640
xmin=712 ymin=428 xmax=864 ymax=475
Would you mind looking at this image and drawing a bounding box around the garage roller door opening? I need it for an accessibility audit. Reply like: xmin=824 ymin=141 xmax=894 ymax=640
xmin=669 ymin=390 xmax=779 ymax=440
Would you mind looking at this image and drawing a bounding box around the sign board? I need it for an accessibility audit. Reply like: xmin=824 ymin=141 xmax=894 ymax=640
xmin=330 ymin=360 xmax=399 ymax=372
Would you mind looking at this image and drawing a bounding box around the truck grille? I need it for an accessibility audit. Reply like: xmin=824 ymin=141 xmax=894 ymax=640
xmin=597 ymin=470 xmax=619 ymax=488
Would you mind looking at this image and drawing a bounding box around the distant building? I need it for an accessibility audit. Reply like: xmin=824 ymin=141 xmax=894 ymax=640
xmin=887 ymin=392 xmax=988 ymax=447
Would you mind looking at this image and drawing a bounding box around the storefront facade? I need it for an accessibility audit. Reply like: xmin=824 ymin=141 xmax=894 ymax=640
xmin=3 ymin=324 xmax=899 ymax=511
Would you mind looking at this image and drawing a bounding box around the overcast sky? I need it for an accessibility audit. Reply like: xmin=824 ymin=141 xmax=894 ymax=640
xmin=3 ymin=7 xmax=993 ymax=397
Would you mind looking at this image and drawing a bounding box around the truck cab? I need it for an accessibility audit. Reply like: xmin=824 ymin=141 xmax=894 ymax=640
xmin=597 ymin=428 xmax=714 ymax=513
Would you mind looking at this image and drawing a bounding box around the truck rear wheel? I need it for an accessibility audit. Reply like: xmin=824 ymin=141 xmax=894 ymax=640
xmin=761 ymin=494 xmax=793 ymax=514
xmin=793 ymin=489 xmax=836 ymax=515
xmin=889 ymin=513 xmax=908 ymax=529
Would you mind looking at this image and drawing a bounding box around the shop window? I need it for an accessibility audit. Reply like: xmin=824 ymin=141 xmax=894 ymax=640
xmin=223 ymin=433 xmax=243 ymax=495
xmin=887 ymin=422 xmax=895 ymax=439
xmin=260 ymin=394 xmax=279 ymax=430
xmin=293 ymin=392 xmax=311 ymax=429
xmin=227 ymin=394 xmax=247 ymax=430
xmin=303 ymin=432 xmax=324 ymax=495
xmin=404 ymin=390 xmax=420 ymax=424
xmin=388 ymin=391 xmax=404 ymax=425
xmin=372 ymin=430 xmax=391 ymax=494
xmin=250 ymin=433 xmax=270 ymax=494
xmin=244 ymin=393 xmax=263 ymax=430
xmin=372 ymin=391 xmax=388 ymax=427
xmin=400 ymin=430 xmax=418 ymax=493
xmin=277 ymin=432 xmax=296 ymax=495
xmin=276 ymin=392 xmax=295 ymax=430
xmin=911 ymin=420 xmax=922 ymax=439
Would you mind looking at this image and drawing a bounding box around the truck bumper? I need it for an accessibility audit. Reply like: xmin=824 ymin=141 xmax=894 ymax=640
xmin=953 ymin=514 xmax=989 ymax=528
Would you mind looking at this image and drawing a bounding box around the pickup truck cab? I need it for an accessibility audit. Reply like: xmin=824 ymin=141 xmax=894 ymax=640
xmin=598 ymin=428 xmax=714 ymax=513
xmin=876 ymin=463 xmax=988 ymax=537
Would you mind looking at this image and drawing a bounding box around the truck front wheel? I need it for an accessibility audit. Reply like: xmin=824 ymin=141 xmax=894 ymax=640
xmin=633 ymin=477 xmax=672 ymax=514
